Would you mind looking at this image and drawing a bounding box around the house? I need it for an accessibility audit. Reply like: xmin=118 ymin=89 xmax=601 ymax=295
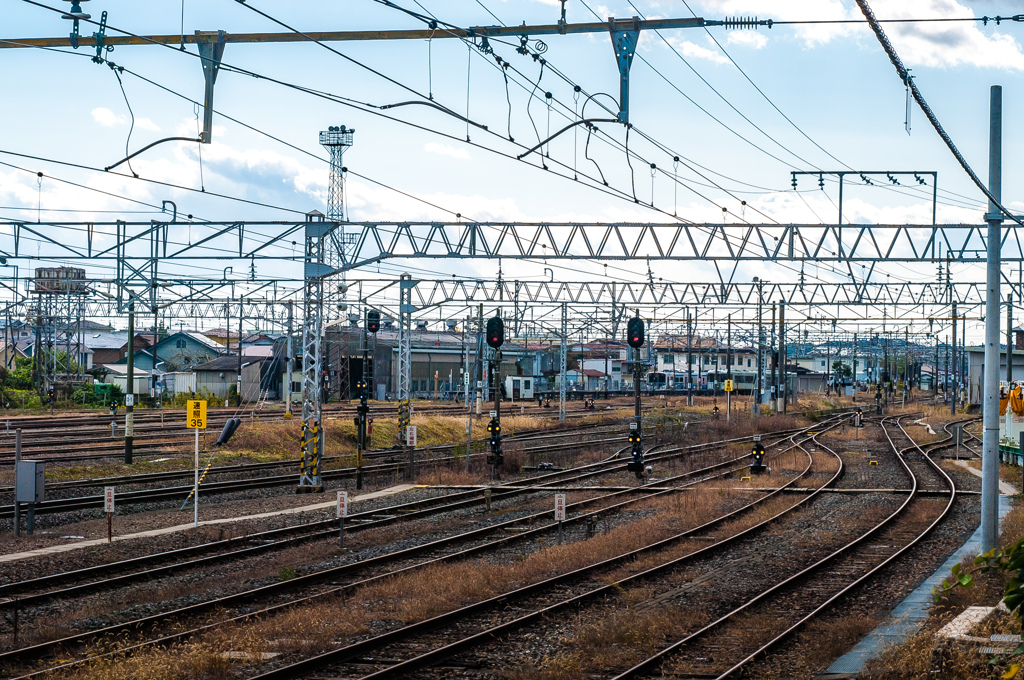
xmin=192 ymin=355 xmax=267 ymax=400
xmin=111 ymin=331 xmax=224 ymax=373
xmin=104 ymin=363 xmax=153 ymax=395
xmin=17 ymin=338 xmax=94 ymax=371
xmin=0 ymin=342 xmax=26 ymax=370
xmin=965 ymin=344 xmax=1024 ymax=404
xmin=84 ymin=332 xmax=152 ymax=366
xmin=652 ymin=334 xmax=758 ymax=393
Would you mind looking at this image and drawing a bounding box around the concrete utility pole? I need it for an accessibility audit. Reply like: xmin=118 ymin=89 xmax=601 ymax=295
xmin=853 ymin=332 xmax=858 ymax=403
xmin=1008 ymin=294 xmax=1014 ymax=384
xmin=559 ymin=303 xmax=567 ymax=422
xmin=952 ymin=301 xmax=958 ymax=416
xmin=124 ymin=303 xmax=134 ymax=464
xmin=686 ymin=310 xmax=693 ymax=406
xmin=981 ymin=85 xmax=1003 ymax=554
xmin=778 ymin=301 xmax=786 ymax=413
xmin=770 ymin=303 xmax=777 ymax=410
xmin=726 ymin=314 xmax=732 ymax=420
xmin=237 ymin=296 xmax=243 ymax=406
xmin=753 ymin=278 xmax=763 ymax=417
xmin=284 ymin=301 xmax=293 ymax=416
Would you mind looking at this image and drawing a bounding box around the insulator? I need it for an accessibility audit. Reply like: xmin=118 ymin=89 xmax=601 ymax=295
xmin=723 ymin=16 xmax=760 ymax=30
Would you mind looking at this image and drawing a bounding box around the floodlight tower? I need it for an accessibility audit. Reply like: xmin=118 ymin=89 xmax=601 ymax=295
xmin=297 ymin=126 xmax=354 ymax=492
xmin=319 ymin=126 xmax=356 ymax=403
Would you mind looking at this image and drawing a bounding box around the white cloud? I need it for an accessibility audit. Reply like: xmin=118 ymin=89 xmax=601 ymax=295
xmin=699 ymin=0 xmax=1024 ymax=69
xmin=726 ymin=31 xmax=768 ymax=49
xmin=91 ymin=107 xmax=121 ymax=127
xmin=664 ymin=37 xmax=731 ymax=64
xmin=91 ymin=107 xmax=160 ymax=131
xmin=424 ymin=142 xmax=471 ymax=160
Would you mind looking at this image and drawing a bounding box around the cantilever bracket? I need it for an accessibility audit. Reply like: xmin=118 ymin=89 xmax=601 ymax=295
xmin=609 ymin=17 xmax=641 ymax=124
xmin=196 ymin=30 xmax=226 ymax=144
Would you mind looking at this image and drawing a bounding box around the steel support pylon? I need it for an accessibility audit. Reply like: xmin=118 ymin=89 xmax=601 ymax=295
xmin=298 ymin=211 xmax=331 ymax=491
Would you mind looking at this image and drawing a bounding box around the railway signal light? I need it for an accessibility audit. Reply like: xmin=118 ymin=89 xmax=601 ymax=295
xmin=486 ymin=316 xmax=504 ymax=348
xmin=626 ymin=420 xmax=645 ymax=478
xmin=626 ymin=316 xmax=644 ymax=348
xmin=366 ymin=309 xmax=381 ymax=334
xmin=486 ymin=417 xmax=503 ymax=467
xmin=750 ymin=435 xmax=767 ymax=474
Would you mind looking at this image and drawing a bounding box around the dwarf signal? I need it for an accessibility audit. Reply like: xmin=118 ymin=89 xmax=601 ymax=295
xmin=750 ymin=435 xmax=768 ymax=474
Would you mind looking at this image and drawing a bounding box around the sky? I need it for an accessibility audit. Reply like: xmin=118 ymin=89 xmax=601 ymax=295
xmin=0 ymin=0 xmax=1022 ymax=340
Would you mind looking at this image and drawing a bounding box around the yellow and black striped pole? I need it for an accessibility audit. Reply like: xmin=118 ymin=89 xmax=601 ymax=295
xmin=180 ymin=459 xmax=216 ymax=511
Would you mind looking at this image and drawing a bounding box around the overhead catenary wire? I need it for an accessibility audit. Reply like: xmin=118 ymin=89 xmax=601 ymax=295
xmin=14 ymin=0 xmax=942 ymax=292
xmin=855 ymin=0 xmax=1024 ymax=228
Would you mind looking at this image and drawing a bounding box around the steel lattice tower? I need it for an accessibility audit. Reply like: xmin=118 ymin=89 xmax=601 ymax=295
xmin=318 ymin=126 xmax=356 ymax=402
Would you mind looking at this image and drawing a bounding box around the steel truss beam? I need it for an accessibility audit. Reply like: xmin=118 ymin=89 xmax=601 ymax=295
xmin=356 ymin=278 xmax=1020 ymax=309
xmin=332 ymin=222 xmax=1023 ymax=266
xmin=2 ymin=221 xmax=1022 ymax=265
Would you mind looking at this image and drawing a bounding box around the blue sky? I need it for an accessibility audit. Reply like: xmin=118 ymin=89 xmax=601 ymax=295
xmin=1 ymin=0 xmax=1022 ymax=338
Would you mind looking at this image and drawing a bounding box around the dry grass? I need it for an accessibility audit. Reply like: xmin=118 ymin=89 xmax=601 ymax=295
xmin=861 ymin=497 xmax=1024 ymax=679
xmin=52 ymin=488 xmax=739 ymax=679
xmin=512 ymin=605 xmax=705 ymax=679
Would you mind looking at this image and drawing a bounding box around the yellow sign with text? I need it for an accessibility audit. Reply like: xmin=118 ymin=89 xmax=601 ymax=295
xmin=187 ymin=400 xmax=207 ymax=429
xmin=724 ymin=380 xmax=734 ymax=392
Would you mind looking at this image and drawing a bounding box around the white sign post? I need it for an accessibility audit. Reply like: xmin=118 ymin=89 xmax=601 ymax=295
xmin=554 ymin=493 xmax=566 ymax=544
xmin=104 ymin=486 xmax=115 ymax=543
xmin=406 ymin=425 xmax=418 ymax=447
xmin=337 ymin=490 xmax=348 ymax=548
xmin=186 ymin=400 xmax=207 ymax=527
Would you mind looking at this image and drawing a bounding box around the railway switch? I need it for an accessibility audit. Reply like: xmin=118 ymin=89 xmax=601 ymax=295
xmin=750 ymin=435 xmax=768 ymax=474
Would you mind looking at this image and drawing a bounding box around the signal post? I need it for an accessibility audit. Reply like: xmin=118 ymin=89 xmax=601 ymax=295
xmin=485 ymin=315 xmax=504 ymax=480
xmin=626 ymin=314 xmax=646 ymax=479
xmin=356 ymin=309 xmax=380 ymax=489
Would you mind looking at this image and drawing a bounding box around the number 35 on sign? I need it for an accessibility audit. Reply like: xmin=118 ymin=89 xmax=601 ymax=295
xmin=187 ymin=400 xmax=207 ymax=429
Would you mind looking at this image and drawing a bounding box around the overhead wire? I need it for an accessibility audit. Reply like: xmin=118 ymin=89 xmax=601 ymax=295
xmin=15 ymin=0 xmax=932 ymax=291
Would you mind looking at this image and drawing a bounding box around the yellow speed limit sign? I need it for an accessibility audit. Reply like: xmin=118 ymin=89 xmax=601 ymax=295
xmin=187 ymin=400 xmax=207 ymax=429
xmin=724 ymin=380 xmax=734 ymax=392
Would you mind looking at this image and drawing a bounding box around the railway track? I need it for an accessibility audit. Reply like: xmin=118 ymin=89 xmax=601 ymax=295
xmin=0 ymin=417 xmax=846 ymax=678
xmin=0 ymin=422 xmax=630 ymax=495
xmin=0 ymin=426 xmax=810 ymax=610
xmin=605 ymin=414 xmax=956 ymax=679
xmin=0 ymin=404 xmax=611 ymax=465
xmin=0 ymin=425 xmax=644 ymax=518
xmin=228 ymin=417 xmax=849 ymax=680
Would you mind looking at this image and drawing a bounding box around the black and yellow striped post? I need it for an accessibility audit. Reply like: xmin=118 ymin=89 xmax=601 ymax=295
xmin=180 ymin=459 xmax=215 ymax=511
xmin=297 ymin=417 xmax=323 ymax=492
